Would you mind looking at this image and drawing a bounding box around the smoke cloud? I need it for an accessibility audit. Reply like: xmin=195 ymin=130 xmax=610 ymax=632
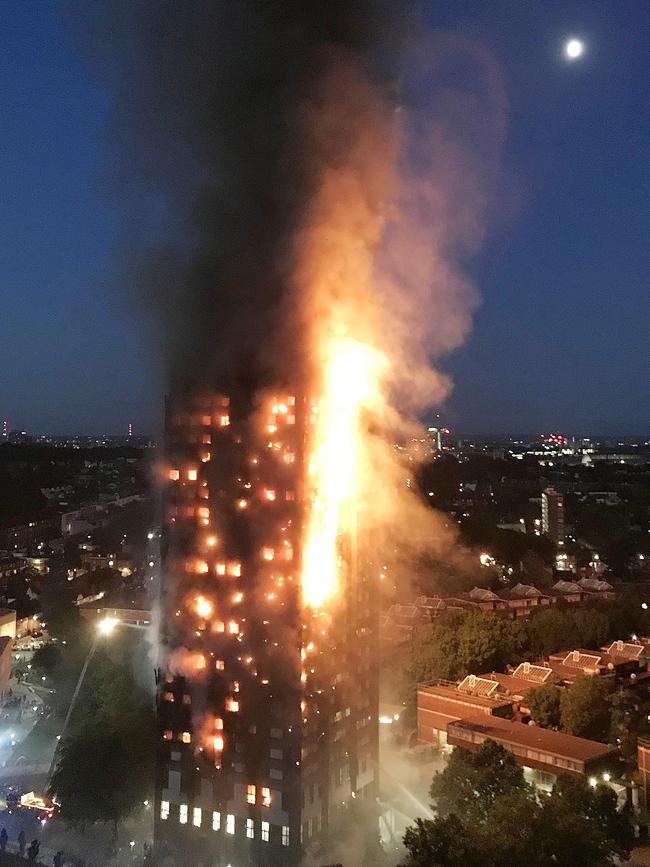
xmin=71 ymin=0 xmax=509 ymax=612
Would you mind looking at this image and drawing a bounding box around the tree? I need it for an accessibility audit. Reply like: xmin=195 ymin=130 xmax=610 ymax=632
xmin=537 ymin=776 xmax=633 ymax=867
xmin=402 ymin=815 xmax=478 ymax=867
xmin=527 ymin=683 xmax=562 ymax=729
xmin=49 ymin=650 xmax=155 ymax=833
xmin=429 ymin=741 xmax=530 ymax=823
xmin=560 ymin=677 xmax=610 ymax=741
xmin=609 ymin=688 xmax=650 ymax=770
xmin=31 ymin=644 xmax=63 ymax=679
xmin=401 ymin=743 xmax=633 ymax=867
xmin=39 ymin=579 xmax=81 ymax=643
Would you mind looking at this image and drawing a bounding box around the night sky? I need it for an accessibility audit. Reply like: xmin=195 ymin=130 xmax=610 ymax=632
xmin=1 ymin=1 xmax=648 ymax=436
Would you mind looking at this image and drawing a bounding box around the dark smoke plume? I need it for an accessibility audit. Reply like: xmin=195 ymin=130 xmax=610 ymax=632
xmin=73 ymin=0 xmax=412 ymax=394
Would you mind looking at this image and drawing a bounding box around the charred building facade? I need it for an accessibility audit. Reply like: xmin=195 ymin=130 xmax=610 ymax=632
xmin=154 ymin=392 xmax=379 ymax=866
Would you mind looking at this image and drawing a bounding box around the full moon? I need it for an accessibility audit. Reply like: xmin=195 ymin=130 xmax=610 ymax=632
xmin=565 ymin=38 xmax=585 ymax=59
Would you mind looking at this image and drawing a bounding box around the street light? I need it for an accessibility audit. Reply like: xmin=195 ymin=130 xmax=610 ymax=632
xmin=47 ymin=617 xmax=121 ymax=787
xmin=98 ymin=616 xmax=119 ymax=635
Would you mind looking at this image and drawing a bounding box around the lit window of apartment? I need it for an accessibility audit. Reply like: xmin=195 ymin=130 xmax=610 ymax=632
xmin=181 ymin=732 xmax=191 ymax=744
xmin=226 ymin=814 xmax=235 ymax=835
xmin=261 ymin=821 xmax=270 ymax=842
xmin=246 ymin=784 xmax=256 ymax=805
xmin=246 ymin=818 xmax=254 ymax=839
xmin=187 ymin=469 xmax=198 ymax=481
xmin=282 ymin=825 xmax=290 ymax=846
xmin=193 ymin=807 xmax=202 ymax=827
xmin=160 ymin=800 xmax=169 ymax=820
xmin=212 ymin=811 xmax=221 ymax=831
xmin=179 ymin=804 xmax=188 ymax=825
xmin=261 ymin=786 xmax=271 ymax=807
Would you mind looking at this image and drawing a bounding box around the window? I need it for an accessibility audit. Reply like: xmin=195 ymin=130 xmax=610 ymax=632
xmin=193 ymin=807 xmax=202 ymax=827
xmin=246 ymin=784 xmax=256 ymax=805
xmin=246 ymin=818 xmax=254 ymax=839
xmin=226 ymin=698 xmax=240 ymax=713
xmin=164 ymin=692 xmax=174 ymax=702
xmin=216 ymin=660 xmax=225 ymax=671
xmin=282 ymin=826 xmax=290 ymax=846
xmin=261 ymin=787 xmax=271 ymax=807
xmin=270 ymin=728 xmax=283 ymax=739
xmin=270 ymin=768 xmax=283 ymax=781
xmin=261 ymin=820 xmax=270 ymax=842
xmin=187 ymin=469 xmax=198 ymax=481
xmin=163 ymin=730 xmax=172 ymax=741
xmin=270 ymin=748 xmax=283 ymax=760
xmin=182 ymin=694 xmax=191 ymax=705
xmin=181 ymin=732 xmax=191 ymax=744
xmin=226 ymin=814 xmax=235 ymax=835
xmin=179 ymin=804 xmax=188 ymax=825
xmin=212 ymin=811 xmax=221 ymax=831
xmin=168 ymin=469 xmax=180 ymax=481
xmin=160 ymin=800 xmax=170 ymax=820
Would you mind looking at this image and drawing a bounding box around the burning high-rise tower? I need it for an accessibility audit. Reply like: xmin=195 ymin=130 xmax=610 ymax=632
xmin=95 ymin=2 xmax=506 ymax=864
xmin=155 ymin=387 xmax=379 ymax=865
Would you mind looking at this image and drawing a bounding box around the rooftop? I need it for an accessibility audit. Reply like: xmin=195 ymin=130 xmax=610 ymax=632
xmin=448 ymin=714 xmax=616 ymax=764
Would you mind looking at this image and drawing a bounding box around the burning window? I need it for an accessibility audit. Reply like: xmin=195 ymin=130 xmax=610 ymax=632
xmin=228 ymin=620 xmax=239 ymax=635
xmin=261 ymin=787 xmax=271 ymax=807
xmin=195 ymin=596 xmax=213 ymax=618
xmin=181 ymin=732 xmax=192 ymax=744
xmin=232 ymin=681 xmax=240 ymax=693
xmin=163 ymin=730 xmax=172 ymax=741
xmin=282 ymin=826 xmax=290 ymax=846
xmin=187 ymin=469 xmax=198 ymax=481
xmin=168 ymin=469 xmax=180 ymax=481
xmin=226 ymin=814 xmax=235 ymax=835
xmin=227 ymin=562 xmax=242 ymax=577
xmin=262 ymin=547 xmax=274 ymax=561
xmin=226 ymin=698 xmax=239 ymax=713
xmin=216 ymin=563 xmax=226 ymax=576
xmin=182 ymin=694 xmax=191 ymax=706
xmin=246 ymin=818 xmax=254 ymax=839
xmin=213 ymin=621 xmax=225 ymax=633
xmin=262 ymin=820 xmax=270 ymax=842
xmin=202 ymin=433 xmax=211 ymax=444
xmin=193 ymin=807 xmax=202 ymax=827
xmin=179 ymin=804 xmax=188 ymax=825
xmin=215 ymin=660 xmax=224 ymax=671
xmin=164 ymin=692 xmax=174 ymax=702
xmin=201 ymin=415 xmax=211 ymax=426
xmin=212 ymin=811 xmax=221 ymax=831
xmin=219 ymin=415 xmax=230 ymax=427
xmin=200 ymin=452 xmax=211 ymax=463
xmin=246 ymin=784 xmax=256 ymax=805
xmin=213 ymin=735 xmax=224 ymax=752
xmin=215 ymin=716 xmax=224 ymax=730
xmin=264 ymin=489 xmax=276 ymax=502
xmin=160 ymin=800 xmax=170 ymax=820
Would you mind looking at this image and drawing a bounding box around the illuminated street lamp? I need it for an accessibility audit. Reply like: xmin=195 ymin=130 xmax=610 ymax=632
xmin=97 ymin=616 xmax=119 ymax=635
xmin=47 ymin=616 xmax=121 ymax=787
